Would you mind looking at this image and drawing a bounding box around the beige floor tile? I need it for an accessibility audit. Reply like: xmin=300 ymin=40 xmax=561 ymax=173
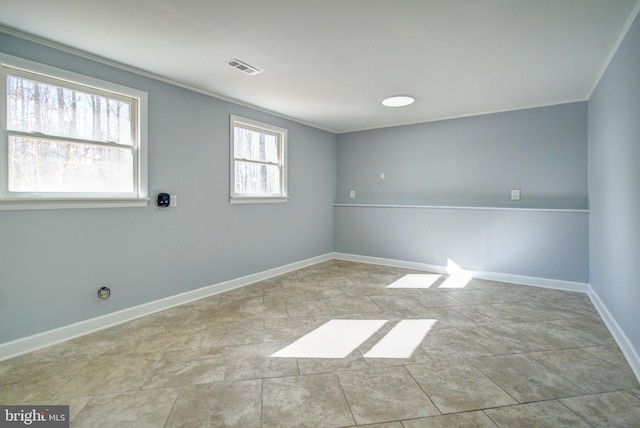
xmin=505 ymin=321 xmax=582 ymax=350
xmin=72 ymin=388 xmax=179 ymax=428
xmin=304 ymin=285 xmax=347 ymax=300
xmin=224 ymin=342 xmax=299 ymax=380
xmin=45 ymin=395 xmax=93 ymax=423
xmin=341 ymin=283 xmax=388 ymax=297
xmin=2 ymin=260 xmax=637 ymax=427
xmin=263 ymin=317 xmax=324 ymax=342
xmin=580 ymin=344 xmax=634 ymax=370
xmin=134 ymin=323 xmax=207 ymax=353
xmin=412 ymin=292 xmax=465 ymax=308
xmin=560 ymin=390 xmax=640 ymax=427
xmin=54 ymin=355 xmax=160 ymax=397
xmin=469 ymin=354 xmax=585 ymax=402
xmin=0 ymin=360 xmax=88 ymax=403
xmin=330 ymin=296 xmax=383 ymax=314
xmin=165 ymin=380 xmax=261 ymax=428
xmin=546 ymin=317 xmax=616 ymax=346
xmin=200 ymin=320 xmax=265 ymax=347
xmin=420 ymin=328 xmax=492 ymax=360
xmin=368 ymin=295 xmax=426 ymax=311
xmin=238 ymin=299 xmax=288 ymax=319
xmin=458 ymin=323 xmax=548 ymax=355
xmin=338 ymin=366 xmax=440 ymax=425
xmin=187 ymin=301 xmax=242 ymax=323
xmin=406 ymin=360 xmax=517 ymax=413
xmin=262 ymin=373 xmax=355 ymax=428
xmin=529 ymin=348 xmax=640 ymax=394
xmin=345 ymin=423 xmax=403 ymax=428
xmin=484 ymin=400 xmax=590 ymax=427
xmin=141 ymin=355 xmax=227 ymax=388
xmin=286 ymin=298 xmax=336 ymax=317
xmin=297 ymin=351 xmax=370 ymax=375
xmin=408 ymin=306 xmax=476 ymax=330
xmin=401 ymin=411 xmax=498 ymax=427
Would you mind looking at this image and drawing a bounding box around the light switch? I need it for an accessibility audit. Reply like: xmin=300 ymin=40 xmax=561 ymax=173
xmin=170 ymin=194 xmax=178 ymax=207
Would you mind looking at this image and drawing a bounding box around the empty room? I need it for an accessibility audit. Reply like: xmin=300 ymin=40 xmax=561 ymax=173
xmin=1 ymin=1 xmax=639 ymax=427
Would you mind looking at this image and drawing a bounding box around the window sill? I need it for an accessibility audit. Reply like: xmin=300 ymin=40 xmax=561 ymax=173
xmin=0 ymin=198 xmax=149 ymax=211
xmin=230 ymin=196 xmax=289 ymax=204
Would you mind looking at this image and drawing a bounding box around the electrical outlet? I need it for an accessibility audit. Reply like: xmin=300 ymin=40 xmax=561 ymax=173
xmin=349 ymin=190 xmax=356 ymax=199
xmin=511 ymin=189 xmax=521 ymax=201
xmin=170 ymin=194 xmax=178 ymax=207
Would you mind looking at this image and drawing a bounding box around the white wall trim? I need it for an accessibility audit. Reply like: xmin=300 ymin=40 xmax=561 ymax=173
xmin=331 ymin=252 xmax=590 ymax=293
xmin=588 ymin=290 xmax=640 ymax=381
xmin=333 ymin=203 xmax=589 ymax=213
xmin=0 ymin=253 xmax=333 ymax=362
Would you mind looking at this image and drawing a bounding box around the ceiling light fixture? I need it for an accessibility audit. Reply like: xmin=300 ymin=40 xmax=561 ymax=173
xmin=382 ymin=95 xmax=415 ymax=107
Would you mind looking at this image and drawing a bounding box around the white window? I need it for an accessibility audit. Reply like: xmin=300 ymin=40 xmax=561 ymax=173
xmin=0 ymin=54 xmax=148 ymax=210
xmin=230 ymin=115 xmax=288 ymax=203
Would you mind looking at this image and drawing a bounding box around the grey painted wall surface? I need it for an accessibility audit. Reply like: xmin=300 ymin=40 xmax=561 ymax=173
xmin=588 ymin=13 xmax=640 ymax=355
xmin=0 ymin=33 xmax=337 ymax=343
xmin=335 ymin=103 xmax=589 ymax=282
xmin=335 ymin=206 xmax=589 ymax=283
xmin=337 ymin=103 xmax=588 ymax=208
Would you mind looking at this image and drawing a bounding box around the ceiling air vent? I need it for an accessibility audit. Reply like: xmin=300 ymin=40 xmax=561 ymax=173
xmin=226 ymin=58 xmax=263 ymax=75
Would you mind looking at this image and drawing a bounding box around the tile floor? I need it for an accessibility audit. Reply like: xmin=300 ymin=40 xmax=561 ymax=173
xmin=1 ymin=260 xmax=639 ymax=427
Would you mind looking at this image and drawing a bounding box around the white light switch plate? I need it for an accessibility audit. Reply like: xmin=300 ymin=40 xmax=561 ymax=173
xmin=170 ymin=195 xmax=178 ymax=207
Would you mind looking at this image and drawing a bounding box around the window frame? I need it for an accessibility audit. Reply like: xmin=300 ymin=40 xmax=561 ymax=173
xmin=0 ymin=53 xmax=148 ymax=211
xmin=230 ymin=114 xmax=288 ymax=204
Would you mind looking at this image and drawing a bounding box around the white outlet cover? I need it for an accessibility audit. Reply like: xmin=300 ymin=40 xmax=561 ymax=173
xmin=511 ymin=189 xmax=521 ymax=200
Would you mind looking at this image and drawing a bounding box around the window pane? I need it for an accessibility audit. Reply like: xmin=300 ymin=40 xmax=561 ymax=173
xmin=234 ymin=161 xmax=281 ymax=194
xmin=6 ymin=74 xmax=132 ymax=145
xmin=8 ymin=136 xmax=133 ymax=193
xmin=234 ymin=126 xmax=279 ymax=163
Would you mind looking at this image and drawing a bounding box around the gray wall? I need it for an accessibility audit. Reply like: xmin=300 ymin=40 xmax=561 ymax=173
xmin=335 ymin=103 xmax=589 ymax=282
xmin=335 ymin=206 xmax=588 ymax=282
xmin=588 ymin=13 xmax=640 ymax=355
xmin=0 ymin=33 xmax=337 ymax=344
xmin=337 ymin=103 xmax=588 ymax=208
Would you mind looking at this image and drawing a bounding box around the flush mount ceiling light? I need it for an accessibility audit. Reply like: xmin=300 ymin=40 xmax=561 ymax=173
xmin=382 ymin=95 xmax=415 ymax=107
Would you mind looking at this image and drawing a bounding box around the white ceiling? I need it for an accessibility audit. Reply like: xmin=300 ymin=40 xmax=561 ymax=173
xmin=1 ymin=0 xmax=639 ymax=133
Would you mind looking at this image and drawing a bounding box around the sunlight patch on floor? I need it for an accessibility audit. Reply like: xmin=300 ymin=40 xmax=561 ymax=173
xmin=363 ymin=319 xmax=437 ymax=358
xmin=271 ymin=319 xmax=387 ymax=359
xmin=386 ymin=274 xmax=441 ymax=289
xmin=438 ymin=258 xmax=473 ymax=289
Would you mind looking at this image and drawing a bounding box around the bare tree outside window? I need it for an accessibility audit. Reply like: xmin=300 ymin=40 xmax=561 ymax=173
xmin=233 ymin=124 xmax=282 ymax=195
xmin=5 ymin=72 xmax=134 ymax=193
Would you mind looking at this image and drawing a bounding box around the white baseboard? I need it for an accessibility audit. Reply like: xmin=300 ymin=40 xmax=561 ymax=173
xmin=331 ymin=252 xmax=590 ymax=292
xmin=4 ymin=251 xmax=638 ymax=384
xmin=588 ymin=290 xmax=640 ymax=381
xmin=0 ymin=253 xmax=334 ymax=362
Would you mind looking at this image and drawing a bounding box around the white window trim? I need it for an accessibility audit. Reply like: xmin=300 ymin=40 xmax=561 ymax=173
xmin=0 ymin=53 xmax=148 ymax=211
xmin=230 ymin=114 xmax=288 ymax=204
